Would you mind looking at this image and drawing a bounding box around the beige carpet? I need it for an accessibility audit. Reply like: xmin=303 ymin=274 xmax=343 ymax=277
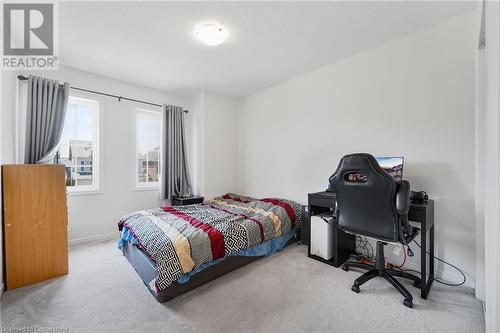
xmin=0 ymin=240 xmax=485 ymax=333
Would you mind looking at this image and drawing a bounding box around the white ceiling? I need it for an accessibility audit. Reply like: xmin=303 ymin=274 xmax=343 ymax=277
xmin=60 ymin=1 xmax=476 ymax=98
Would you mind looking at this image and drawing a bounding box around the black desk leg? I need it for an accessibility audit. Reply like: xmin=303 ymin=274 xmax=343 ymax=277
xmin=420 ymin=226 xmax=427 ymax=299
xmin=426 ymin=225 xmax=435 ymax=296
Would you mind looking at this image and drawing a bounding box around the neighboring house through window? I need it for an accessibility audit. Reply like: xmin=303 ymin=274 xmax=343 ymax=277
xmin=56 ymin=95 xmax=100 ymax=192
xmin=136 ymin=108 xmax=161 ymax=188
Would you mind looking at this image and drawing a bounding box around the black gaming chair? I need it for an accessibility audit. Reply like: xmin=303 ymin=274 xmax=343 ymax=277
xmin=329 ymin=153 xmax=420 ymax=308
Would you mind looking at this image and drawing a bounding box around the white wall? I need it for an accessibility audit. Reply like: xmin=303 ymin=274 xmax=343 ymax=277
xmin=474 ymin=0 xmax=486 ymax=303
xmin=237 ymin=12 xmax=476 ymax=286
xmin=1 ymin=65 xmax=190 ymax=242
xmin=191 ymin=91 xmax=206 ymax=196
xmin=204 ymin=92 xmax=238 ymax=199
xmin=190 ymin=90 xmax=238 ymax=199
xmin=483 ymin=1 xmax=500 ymax=331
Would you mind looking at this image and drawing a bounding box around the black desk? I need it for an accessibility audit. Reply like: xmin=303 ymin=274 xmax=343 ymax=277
xmin=306 ymin=191 xmax=435 ymax=299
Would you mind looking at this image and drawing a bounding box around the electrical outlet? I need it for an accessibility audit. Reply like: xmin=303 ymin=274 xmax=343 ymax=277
xmin=393 ymin=244 xmax=402 ymax=256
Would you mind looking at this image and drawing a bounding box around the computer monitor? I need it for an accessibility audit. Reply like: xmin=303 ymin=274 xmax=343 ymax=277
xmin=375 ymin=156 xmax=404 ymax=181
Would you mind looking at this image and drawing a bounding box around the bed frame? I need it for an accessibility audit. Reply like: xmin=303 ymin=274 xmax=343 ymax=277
xmin=121 ymin=206 xmax=306 ymax=303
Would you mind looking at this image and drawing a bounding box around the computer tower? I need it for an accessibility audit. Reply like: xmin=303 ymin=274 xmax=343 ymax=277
xmin=310 ymin=213 xmax=334 ymax=260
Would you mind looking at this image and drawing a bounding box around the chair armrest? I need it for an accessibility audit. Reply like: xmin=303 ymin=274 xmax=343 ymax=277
xmin=397 ymin=180 xmax=414 ymax=241
xmin=396 ymin=180 xmax=410 ymax=215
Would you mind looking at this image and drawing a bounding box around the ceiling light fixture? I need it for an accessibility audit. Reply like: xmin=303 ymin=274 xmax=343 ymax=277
xmin=194 ymin=22 xmax=229 ymax=46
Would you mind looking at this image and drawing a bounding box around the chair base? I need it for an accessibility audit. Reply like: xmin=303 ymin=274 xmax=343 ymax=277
xmin=342 ymin=242 xmax=421 ymax=308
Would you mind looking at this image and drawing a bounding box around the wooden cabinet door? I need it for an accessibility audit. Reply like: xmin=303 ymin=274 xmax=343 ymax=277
xmin=2 ymin=165 xmax=68 ymax=290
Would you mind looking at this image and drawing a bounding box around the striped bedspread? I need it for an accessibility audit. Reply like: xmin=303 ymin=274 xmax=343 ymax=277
xmin=118 ymin=193 xmax=302 ymax=291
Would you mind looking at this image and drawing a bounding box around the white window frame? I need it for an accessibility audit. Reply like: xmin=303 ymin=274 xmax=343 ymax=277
xmin=135 ymin=107 xmax=162 ymax=190
xmin=63 ymin=94 xmax=101 ymax=194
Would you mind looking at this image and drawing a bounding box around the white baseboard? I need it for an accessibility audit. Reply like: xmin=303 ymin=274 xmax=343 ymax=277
xmin=69 ymin=231 xmax=118 ymax=247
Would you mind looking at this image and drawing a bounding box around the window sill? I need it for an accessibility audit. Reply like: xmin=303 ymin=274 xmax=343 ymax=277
xmin=67 ymin=189 xmax=103 ymax=197
xmin=134 ymin=186 xmax=160 ymax=192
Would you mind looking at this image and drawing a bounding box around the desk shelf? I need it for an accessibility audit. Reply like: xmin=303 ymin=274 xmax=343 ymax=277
xmin=307 ymin=191 xmax=355 ymax=267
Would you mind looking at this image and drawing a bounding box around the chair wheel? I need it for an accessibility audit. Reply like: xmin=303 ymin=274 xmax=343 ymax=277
xmin=342 ymin=265 xmax=349 ymax=271
xmin=403 ymin=298 xmax=413 ymax=308
xmin=351 ymin=284 xmax=360 ymax=293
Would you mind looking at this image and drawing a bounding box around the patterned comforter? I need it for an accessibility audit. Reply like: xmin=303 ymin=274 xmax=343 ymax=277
xmin=118 ymin=193 xmax=302 ymax=291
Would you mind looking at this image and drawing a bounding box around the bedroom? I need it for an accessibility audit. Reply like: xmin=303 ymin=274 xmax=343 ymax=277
xmin=0 ymin=1 xmax=499 ymax=332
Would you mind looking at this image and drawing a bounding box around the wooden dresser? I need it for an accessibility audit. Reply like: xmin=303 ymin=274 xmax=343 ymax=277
xmin=2 ymin=164 xmax=68 ymax=290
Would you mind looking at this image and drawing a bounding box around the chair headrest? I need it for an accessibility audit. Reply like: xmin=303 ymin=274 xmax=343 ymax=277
xmin=329 ymin=153 xmax=395 ymax=186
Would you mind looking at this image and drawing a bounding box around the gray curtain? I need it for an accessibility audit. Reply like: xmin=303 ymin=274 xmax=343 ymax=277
xmin=161 ymin=104 xmax=192 ymax=200
xmin=24 ymin=75 xmax=70 ymax=164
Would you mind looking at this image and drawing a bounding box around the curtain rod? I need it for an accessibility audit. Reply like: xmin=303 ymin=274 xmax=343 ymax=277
xmin=17 ymin=75 xmax=188 ymax=113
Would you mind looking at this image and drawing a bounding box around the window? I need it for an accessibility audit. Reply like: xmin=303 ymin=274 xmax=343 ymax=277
xmin=136 ymin=109 xmax=162 ymax=188
xmin=56 ymin=96 xmax=100 ymax=192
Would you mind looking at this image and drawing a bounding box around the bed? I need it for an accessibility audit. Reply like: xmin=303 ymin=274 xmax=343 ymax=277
xmin=118 ymin=193 xmax=304 ymax=302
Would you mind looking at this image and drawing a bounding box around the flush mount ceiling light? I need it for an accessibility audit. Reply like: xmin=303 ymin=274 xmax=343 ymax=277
xmin=194 ymin=23 xmax=229 ymax=46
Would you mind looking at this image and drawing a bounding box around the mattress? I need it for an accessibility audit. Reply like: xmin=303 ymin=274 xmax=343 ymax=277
xmin=118 ymin=193 xmax=303 ymax=292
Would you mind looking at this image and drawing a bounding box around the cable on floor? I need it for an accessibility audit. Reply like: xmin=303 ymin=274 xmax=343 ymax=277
xmin=406 ymin=240 xmax=467 ymax=287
